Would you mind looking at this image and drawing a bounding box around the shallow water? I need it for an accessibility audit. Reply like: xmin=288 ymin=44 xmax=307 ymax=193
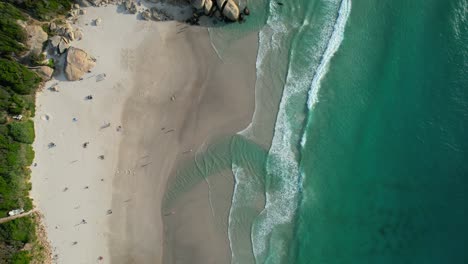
xmin=168 ymin=0 xmax=468 ymax=263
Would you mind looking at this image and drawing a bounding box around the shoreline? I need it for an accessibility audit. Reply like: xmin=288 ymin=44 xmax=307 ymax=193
xmin=30 ymin=4 xmax=258 ymax=263
xmin=109 ymin=22 xmax=258 ymax=263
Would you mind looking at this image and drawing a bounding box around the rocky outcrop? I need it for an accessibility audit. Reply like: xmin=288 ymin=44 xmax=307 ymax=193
xmin=49 ymin=36 xmax=62 ymax=49
xmin=141 ymin=9 xmax=152 ymax=20
xmin=222 ymin=0 xmax=240 ymax=21
xmin=48 ymin=36 xmax=70 ymax=54
xmin=123 ymin=0 xmax=137 ymax=14
xmin=192 ymin=0 xmax=205 ymax=9
xmin=58 ymin=40 xmax=69 ymax=54
xmin=33 ymin=66 xmax=54 ymax=81
xmin=150 ymin=8 xmax=173 ymax=21
xmin=204 ymin=0 xmax=213 ymax=15
xmin=64 ymin=47 xmax=96 ymax=81
xmin=52 ymin=21 xmax=76 ymax=42
xmin=25 ymin=25 xmax=48 ymax=57
xmin=189 ymin=0 xmax=242 ymax=22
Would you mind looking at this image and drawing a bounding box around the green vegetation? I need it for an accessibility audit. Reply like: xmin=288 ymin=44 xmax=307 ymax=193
xmin=0 ymin=1 xmax=72 ymax=262
xmin=0 ymin=2 xmax=27 ymax=56
xmin=0 ymin=216 xmax=36 ymax=263
xmin=0 ymin=59 xmax=41 ymax=95
xmin=5 ymin=0 xmax=73 ymax=21
xmin=8 ymin=121 xmax=35 ymax=144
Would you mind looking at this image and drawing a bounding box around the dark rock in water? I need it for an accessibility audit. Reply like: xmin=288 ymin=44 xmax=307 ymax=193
xmin=239 ymin=13 xmax=245 ymax=22
xmin=243 ymin=7 xmax=250 ymax=16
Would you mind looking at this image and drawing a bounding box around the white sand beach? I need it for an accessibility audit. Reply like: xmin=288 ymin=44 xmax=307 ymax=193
xmin=31 ymin=3 xmax=257 ymax=264
xmin=31 ymin=6 xmax=152 ymax=263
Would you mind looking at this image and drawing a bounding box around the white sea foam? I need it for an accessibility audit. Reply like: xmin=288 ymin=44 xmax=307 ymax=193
xmin=229 ymin=0 xmax=352 ymax=262
xmin=306 ymin=0 xmax=352 ymax=110
xmin=231 ymin=7 xmax=289 ymax=262
xmin=302 ymin=0 xmax=351 ymax=148
xmin=250 ymin=0 xmax=352 ymax=262
xmin=450 ymin=0 xmax=467 ymax=41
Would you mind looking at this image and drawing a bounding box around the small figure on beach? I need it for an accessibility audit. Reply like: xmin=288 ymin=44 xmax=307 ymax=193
xmin=72 ymin=241 xmax=78 ymax=245
xmin=72 ymin=117 xmax=78 ymax=122
xmin=81 ymin=219 xmax=87 ymax=224
xmin=98 ymin=256 xmax=103 ymax=261
xmin=98 ymin=155 xmax=105 ymax=160
xmin=63 ymin=187 xmax=68 ymax=192
xmin=107 ymin=209 xmax=112 ymax=215
xmin=116 ymin=125 xmax=122 ymax=132
xmin=86 ymin=95 xmax=93 ymax=100
xmin=48 ymin=142 xmax=56 ymax=148
xmin=83 ymin=142 xmax=89 ymax=148
xmin=101 ymin=122 xmax=111 ymax=129
xmin=84 ymin=186 xmax=89 ymax=189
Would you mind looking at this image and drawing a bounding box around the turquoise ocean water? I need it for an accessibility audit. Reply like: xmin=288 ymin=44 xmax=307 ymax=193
xmin=166 ymin=0 xmax=468 ymax=263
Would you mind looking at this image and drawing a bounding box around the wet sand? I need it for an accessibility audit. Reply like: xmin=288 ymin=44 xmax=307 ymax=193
xmin=109 ymin=23 xmax=258 ymax=264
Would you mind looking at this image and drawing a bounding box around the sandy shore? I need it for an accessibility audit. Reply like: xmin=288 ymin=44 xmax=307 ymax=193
xmin=32 ymin=4 xmax=257 ymax=264
xmin=31 ymin=6 xmax=152 ymax=263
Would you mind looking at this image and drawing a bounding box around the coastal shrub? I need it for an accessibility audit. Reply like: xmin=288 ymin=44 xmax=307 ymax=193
xmin=0 ymin=4 xmax=40 ymax=262
xmin=0 ymin=112 xmax=6 ymax=124
xmin=6 ymin=0 xmax=73 ymax=20
xmin=0 ymin=217 xmax=36 ymax=264
xmin=0 ymin=19 xmax=27 ymax=43
xmin=8 ymin=120 xmax=35 ymax=144
xmin=11 ymin=250 xmax=32 ymax=264
xmin=0 ymin=19 xmax=27 ymax=56
xmin=0 ymin=3 xmax=27 ymax=57
xmin=0 ymin=132 xmax=21 ymax=177
xmin=0 ymin=2 xmax=27 ymax=21
xmin=0 ymin=59 xmax=40 ymax=95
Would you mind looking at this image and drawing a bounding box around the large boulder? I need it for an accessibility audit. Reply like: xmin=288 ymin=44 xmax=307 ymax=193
xmin=33 ymin=66 xmax=54 ymax=81
xmin=58 ymin=40 xmax=69 ymax=54
xmin=222 ymin=0 xmax=240 ymax=21
xmin=25 ymin=25 xmax=48 ymax=56
xmin=192 ymin=0 xmax=205 ymax=9
xmin=49 ymin=36 xmax=62 ymax=48
xmin=204 ymin=0 xmax=213 ymax=15
xmin=64 ymin=47 xmax=96 ymax=81
xmin=216 ymin=0 xmax=226 ymax=7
